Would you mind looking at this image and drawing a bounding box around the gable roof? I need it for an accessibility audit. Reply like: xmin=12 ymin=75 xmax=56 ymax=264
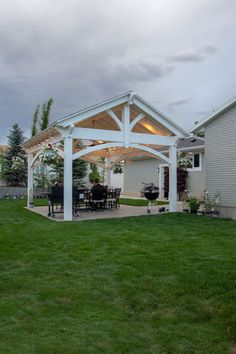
xmin=23 ymin=91 xmax=189 ymax=150
xmin=190 ymin=96 xmax=236 ymax=133
xmin=55 ymin=91 xmax=188 ymax=136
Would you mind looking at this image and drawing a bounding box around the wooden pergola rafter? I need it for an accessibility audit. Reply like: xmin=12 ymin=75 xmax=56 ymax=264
xmin=23 ymin=91 xmax=189 ymax=220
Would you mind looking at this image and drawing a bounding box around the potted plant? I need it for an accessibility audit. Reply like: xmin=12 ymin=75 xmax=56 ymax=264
xmin=39 ymin=144 xmax=59 ymax=165
xmin=188 ymin=197 xmax=200 ymax=213
xmin=203 ymin=190 xmax=221 ymax=216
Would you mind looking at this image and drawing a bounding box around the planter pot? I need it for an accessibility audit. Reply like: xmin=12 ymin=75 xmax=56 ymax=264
xmin=183 ymin=208 xmax=190 ymax=213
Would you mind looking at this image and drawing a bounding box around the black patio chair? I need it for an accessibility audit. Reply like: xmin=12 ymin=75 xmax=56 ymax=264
xmin=106 ymin=189 xmax=116 ymax=209
xmin=75 ymin=189 xmax=91 ymax=210
xmin=90 ymin=189 xmax=107 ymax=211
xmin=115 ymin=188 xmax=121 ymax=208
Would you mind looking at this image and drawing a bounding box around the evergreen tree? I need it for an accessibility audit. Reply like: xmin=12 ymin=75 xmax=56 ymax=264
xmin=0 ymin=148 xmax=4 ymax=183
xmin=34 ymin=166 xmax=52 ymax=189
xmin=2 ymin=124 xmax=27 ymax=186
xmin=73 ymin=159 xmax=88 ymax=185
xmin=50 ymin=158 xmax=88 ymax=186
xmin=50 ymin=159 xmax=64 ymax=185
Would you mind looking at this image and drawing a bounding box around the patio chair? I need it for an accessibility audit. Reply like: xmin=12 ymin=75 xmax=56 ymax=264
xmin=106 ymin=188 xmax=121 ymax=209
xmin=115 ymin=188 xmax=121 ymax=208
xmin=74 ymin=188 xmax=91 ymax=210
xmin=106 ymin=188 xmax=117 ymax=209
xmin=90 ymin=189 xmax=107 ymax=211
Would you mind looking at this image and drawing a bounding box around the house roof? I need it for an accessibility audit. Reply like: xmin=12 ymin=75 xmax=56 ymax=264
xmin=129 ymin=137 xmax=204 ymax=160
xmin=0 ymin=145 xmax=8 ymax=154
xmin=190 ymin=96 xmax=236 ymax=133
xmin=176 ymin=137 xmax=204 ymax=150
xmin=155 ymin=136 xmax=204 ymax=153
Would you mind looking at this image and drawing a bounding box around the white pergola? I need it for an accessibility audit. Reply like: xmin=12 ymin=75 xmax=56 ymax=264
xmin=22 ymin=92 xmax=188 ymax=221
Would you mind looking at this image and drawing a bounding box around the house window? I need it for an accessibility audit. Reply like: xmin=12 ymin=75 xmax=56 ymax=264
xmin=188 ymin=153 xmax=202 ymax=171
xmin=193 ymin=153 xmax=200 ymax=168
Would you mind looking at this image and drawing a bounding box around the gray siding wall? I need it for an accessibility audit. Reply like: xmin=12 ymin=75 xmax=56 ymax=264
xmin=124 ymin=154 xmax=205 ymax=198
xmin=124 ymin=159 xmax=159 ymax=196
xmin=186 ymin=152 xmax=205 ymax=198
xmin=205 ymin=104 xmax=236 ymax=209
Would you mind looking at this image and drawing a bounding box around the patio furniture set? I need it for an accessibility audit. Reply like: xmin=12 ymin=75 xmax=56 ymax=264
xmin=47 ymin=186 xmax=121 ymax=218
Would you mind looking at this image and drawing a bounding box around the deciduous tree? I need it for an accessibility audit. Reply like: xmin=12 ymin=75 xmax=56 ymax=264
xmin=31 ymin=98 xmax=53 ymax=137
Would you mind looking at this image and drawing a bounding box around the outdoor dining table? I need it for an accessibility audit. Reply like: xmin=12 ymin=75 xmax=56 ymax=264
xmin=47 ymin=186 xmax=121 ymax=218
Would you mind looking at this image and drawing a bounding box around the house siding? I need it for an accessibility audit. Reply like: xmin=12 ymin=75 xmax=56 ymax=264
xmin=187 ymin=152 xmax=205 ymax=198
xmin=124 ymin=159 xmax=159 ymax=196
xmin=205 ymin=104 xmax=236 ymax=213
xmin=124 ymin=153 xmax=205 ymax=199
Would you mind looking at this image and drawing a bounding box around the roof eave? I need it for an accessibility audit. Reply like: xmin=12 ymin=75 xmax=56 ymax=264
xmin=56 ymin=91 xmax=133 ymax=127
xmin=134 ymin=94 xmax=189 ymax=138
xmin=190 ymin=97 xmax=236 ymax=133
xmin=21 ymin=124 xmax=59 ymax=149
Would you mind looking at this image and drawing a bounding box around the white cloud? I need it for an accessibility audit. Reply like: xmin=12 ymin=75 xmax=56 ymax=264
xmin=0 ymin=0 xmax=236 ymax=142
xmin=168 ymin=98 xmax=190 ymax=107
xmin=169 ymin=44 xmax=218 ymax=63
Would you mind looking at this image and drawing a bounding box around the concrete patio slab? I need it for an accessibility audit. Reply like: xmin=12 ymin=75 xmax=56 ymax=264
xmin=27 ymin=202 xmax=183 ymax=221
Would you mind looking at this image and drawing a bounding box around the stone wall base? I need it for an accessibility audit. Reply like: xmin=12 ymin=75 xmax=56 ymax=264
xmin=0 ymin=186 xmax=46 ymax=198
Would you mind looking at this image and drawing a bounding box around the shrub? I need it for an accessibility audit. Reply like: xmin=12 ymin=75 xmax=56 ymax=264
xmin=188 ymin=197 xmax=200 ymax=213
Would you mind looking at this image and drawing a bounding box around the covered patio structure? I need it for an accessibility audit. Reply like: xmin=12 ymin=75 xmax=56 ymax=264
xmin=22 ymin=92 xmax=188 ymax=221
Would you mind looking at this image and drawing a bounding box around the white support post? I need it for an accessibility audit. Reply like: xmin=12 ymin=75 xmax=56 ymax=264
xmin=27 ymin=153 xmax=34 ymax=208
xmin=169 ymin=144 xmax=177 ymax=212
xmin=122 ymin=104 xmax=130 ymax=148
xmin=64 ymin=133 xmax=73 ymax=221
xmin=105 ymin=158 xmax=112 ymax=187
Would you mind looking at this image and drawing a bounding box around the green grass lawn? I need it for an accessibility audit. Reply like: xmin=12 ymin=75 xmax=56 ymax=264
xmin=0 ymin=199 xmax=236 ymax=354
xmin=119 ymin=198 xmax=168 ymax=206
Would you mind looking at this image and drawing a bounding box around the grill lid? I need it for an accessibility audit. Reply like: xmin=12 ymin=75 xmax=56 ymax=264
xmin=143 ymin=183 xmax=159 ymax=201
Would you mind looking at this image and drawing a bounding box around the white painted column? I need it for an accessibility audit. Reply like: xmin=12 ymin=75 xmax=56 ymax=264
xmin=123 ymin=104 xmax=130 ymax=148
xmin=105 ymin=168 xmax=112 ymax=187
xmin=158 ymin=164 xmax=169 ymax=199
xmin=64 ymin=134 xmax=73 ymax=221
xmin=169 ymin=144 xmax=177 ymax=212
xmin=104 ymin=158 xmax=112 ymax=187
xmin=27 ymin=153 xmax=34 ymax=207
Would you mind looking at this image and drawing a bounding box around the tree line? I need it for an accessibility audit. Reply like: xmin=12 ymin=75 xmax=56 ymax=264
xmin=0 ymin=98 xmax=87 ymax=188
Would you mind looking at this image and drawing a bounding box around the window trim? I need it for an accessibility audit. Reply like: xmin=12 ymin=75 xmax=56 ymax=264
xmin=187 ymin=152 xmax=202 ymax=171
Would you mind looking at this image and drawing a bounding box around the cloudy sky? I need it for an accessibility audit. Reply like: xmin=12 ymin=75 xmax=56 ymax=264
xmin=0 ymin=0 xmax=236 ymax=143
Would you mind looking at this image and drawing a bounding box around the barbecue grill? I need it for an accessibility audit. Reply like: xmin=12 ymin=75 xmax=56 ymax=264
xmin=47 ymin=185 xmax=64 ymax=218
xmin=47 ymin=186 xmax=79 ymax=218
xmin=143 ymin=183 xmax=159 ymax=214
